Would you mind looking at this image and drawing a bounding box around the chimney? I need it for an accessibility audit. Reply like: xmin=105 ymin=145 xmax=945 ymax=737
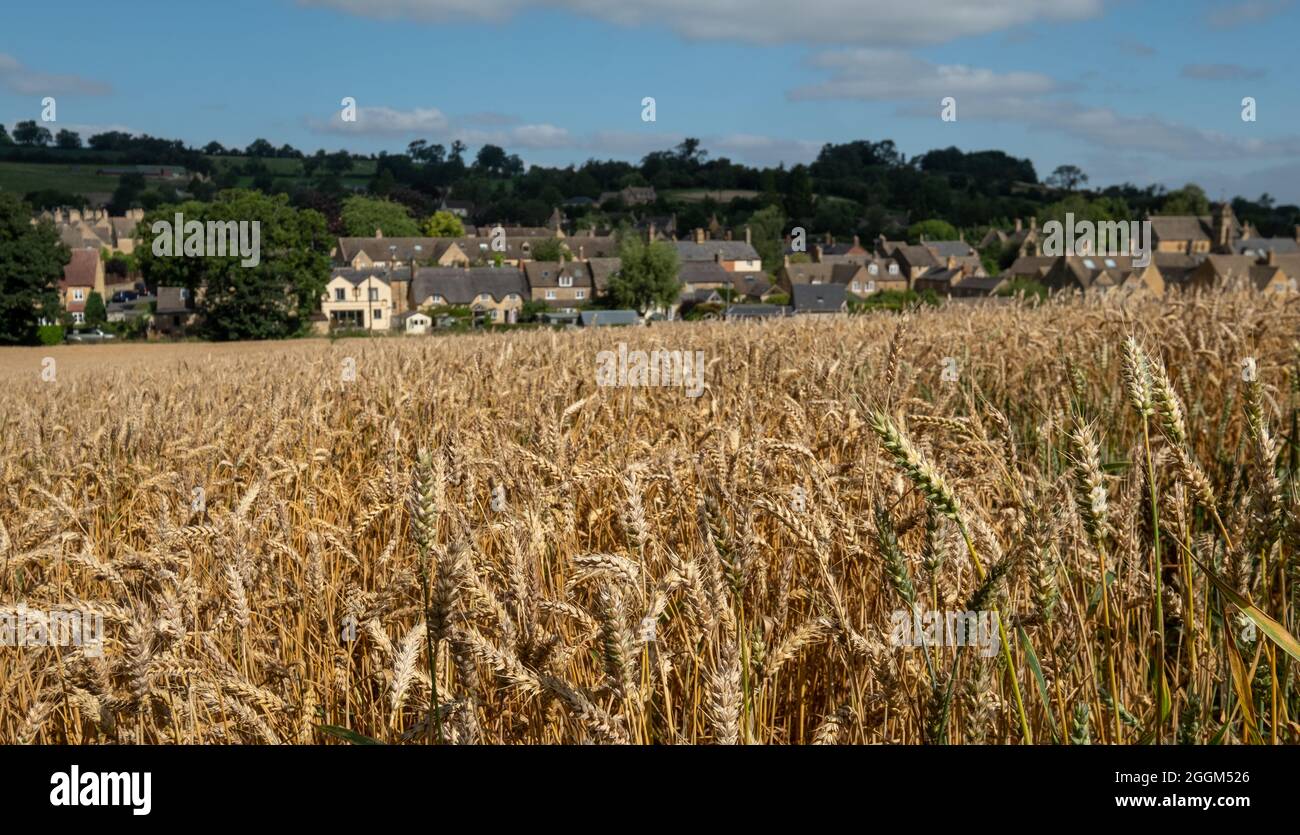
xmin=783 ymin=254 xmax=790 ymax=268
xmin=814 ymin=244 xmax=824 ymax=262
xmin=1268 ymin=249 xmax=1277 ymax=266
xmin=947 ymin=255 xmax=957 ymax=269
xmin=694 ymin=228 xmax=705 ymax=244
xmin=715 ymin=250 xmax=723 ymax=263
xmin=852 ymin=234 xmax=860 ymax=248
xmin=745 ymin=225 xmax=752 ymax=246
xmin=649 ymin=221 xmax=656 ymax=241
xmin=1294 ymin=224 xmax=1300 ymax=243
xmin=1030 ymin=216 xmax=1038 ymax=232
xmin=1014 ymin=218 xmax=1022 ymax=233
xmin=579 ymin=245 xmax=585 ymax=261
xmin=958 ymin=231 xmax=965 ymax=243
xmin=725 ymin=229 xmax=732 ymax=241
xmin=375 ymin=227 xmax=384 ymax=238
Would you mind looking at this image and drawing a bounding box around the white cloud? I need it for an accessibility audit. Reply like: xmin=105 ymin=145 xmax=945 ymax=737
xmin=309 ymin=105 xmax=450 ymax=135
xmin=789 ymin=49 xmax=1058 ymax=101
xmin=933 ymin=96 xmax=1300 ymax=162
xmin=0 ymin=53 xmax=111 ymax=96
xmin=1180 ymin=63 xmax=1266 ymax=80
xmin=298 ymin=0 xmax=1102 ymax=44
xmin=1205 ymin=0 xmax=1294 ymax=27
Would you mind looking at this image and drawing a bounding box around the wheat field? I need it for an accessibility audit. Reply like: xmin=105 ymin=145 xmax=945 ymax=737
xmin=2 ymin=293 xmax=1298 ymax=744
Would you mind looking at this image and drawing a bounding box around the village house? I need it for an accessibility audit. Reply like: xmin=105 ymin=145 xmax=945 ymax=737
xmin=59 ymin=249 xmax=107 ymax=324
xmin=1232 ymin=226 xmax=1300 ymax=258
xmin=410 ymin=267 xmax=529 ymax=323
xmin=151 ymin=286 xmax=198 ymax=337
xmin=977 ymin=217 xmax=1040 ymax=257
xmin=336 ymin=237 xmax=452 ymax=269
xmin=1003 ymin=254 xmax=1057 ymax=284
xmin=322 ymin=268 xmax=396 ymax=330
xmin=1188 ymin=253 xmax=1297 ymax=294
xmin=674 ymin=228 xmax=762 ymax=272
xmin=791 ymin=283 xmax=848 ymax=315
xmin=1041 ymin=254 xmax=1162 ymax=296
xmin=523 ymin=260 xmax=593 ymax=311
xmin=599 ymin=186 xmax=657 ymax=207
xmin=1149 ymin=203 xmax=1241 ymax=255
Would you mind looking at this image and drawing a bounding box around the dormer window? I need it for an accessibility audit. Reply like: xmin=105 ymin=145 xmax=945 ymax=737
xmin=888 ymin=264 xmax=898 ymax=275
xmin=1082 ymin=258 xmax=1096 ymax=269
xmin=868 ymin=263 xmax=879 ymax=274
xmin=559 ymin=274 xmax=573 ymax=288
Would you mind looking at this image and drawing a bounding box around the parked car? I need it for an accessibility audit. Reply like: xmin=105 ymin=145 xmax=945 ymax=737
xmin=110 ymin=291 xmax=140 ymax=303
xmin=66 ymin=328 xmax=117 ymax=343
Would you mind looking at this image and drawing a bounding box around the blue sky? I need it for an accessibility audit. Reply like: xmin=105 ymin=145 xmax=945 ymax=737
xmin=3 ymin=0 xmax=1299 ymax=202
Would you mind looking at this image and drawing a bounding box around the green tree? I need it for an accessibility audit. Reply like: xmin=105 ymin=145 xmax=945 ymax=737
xmin=908 ymin=219 xmax=959 ymax=243
xmin=55 ymin=129 xmax=82 ymax=149
xmin=84 ymin=291 xmax=107 ymax=325
xmin=340 ymin=196 xmax=420 ymax=237
xmin=138 ymin=190 xmax=332 ymax=340
xmin=0 ymin=194 xmax=66 ymax=345
xmin=0 ymin=123 xmax=11 ymax=145
xmin=1159 ymin=184 xmax=1210 ymax=216
xmin=422 ymin=210 xmax=466 ymax=238
xmin=529 ymin=237 xmax=564 ymax=262
xmin=784 ymin=165 xmax=815 ymax=220
xmin=1046 ymin=164 xmax=1088 ymax=191
xmin=746 ymin=205 xmax=786 ymax=272
xmin=607 ymin=237 xmax=679 ymax=314
xmin=12 ymin=120 xmax=52 ymax=146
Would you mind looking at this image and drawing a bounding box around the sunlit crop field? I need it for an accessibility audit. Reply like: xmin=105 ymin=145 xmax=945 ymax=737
xmin=2 ymin=293 xmax=1297 ymax=744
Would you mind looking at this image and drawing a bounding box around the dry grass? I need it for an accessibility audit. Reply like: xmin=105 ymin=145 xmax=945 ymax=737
xmin=2 ymin=292 xmax=1298 ymax=744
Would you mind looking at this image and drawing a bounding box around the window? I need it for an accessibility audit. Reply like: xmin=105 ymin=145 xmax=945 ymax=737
xmin=478 ymin=294 xmax=491 ymax=303
xmin=575 ymin=290 xmax=586 ymax=300
xmin=867 ymin=280 xmax=876 ymax=293
xmin=369 ymin=288 xmax=379 ymax=302
xmin=334 ymin=288 xmax=345 ymax=301
xmin=373 ymin=309 xmax=382 ymax=320
xmin=851 ymin=282 xmax=861 ymax=292
xmin=1082 ymin=259 xmax=1096 ymax=269
xmin=506 ymin=294 xmax=519 ymax=301
xmin=1104 ymin=258 xmax=1116 ymax=268
xmin=559 ymin=274 xmax=573 ymax=287
xmin=545 ymin=290 xmax=557 ymax=300
xmin=73 ymin=288 xmax=85 ymax=301
xmin=72 ymin=312 xmax=85 ymax=324
xmin=868 ymin=263 xmax=879 ymax=274
xmin=888 ymin=264 xmax=899 ymax=274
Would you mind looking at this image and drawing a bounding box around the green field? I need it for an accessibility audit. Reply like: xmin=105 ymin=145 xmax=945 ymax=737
xmin=0 ymin=153 xmax=379 ymax=202
xmin=0 ymin=161 xmax=122 ymax=196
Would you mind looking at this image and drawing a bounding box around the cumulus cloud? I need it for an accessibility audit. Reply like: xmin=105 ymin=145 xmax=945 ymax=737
xmin=1180 ymin=63 xmax=1266 ymax=80
xmin=929 ymin=96 xmax=1300 ymax=162
xmin=1205 ymin=0 xmax=1294 ymax=27
xmin=789 ymin=49 xmax=1058 ymax=101
xmin=298 ymin=0 xmax=1102 ymax=45
xmin=309 ymin=105 xmax=450 ymax=135
xmin=0 ymin=53 xmax=111 ymax=95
